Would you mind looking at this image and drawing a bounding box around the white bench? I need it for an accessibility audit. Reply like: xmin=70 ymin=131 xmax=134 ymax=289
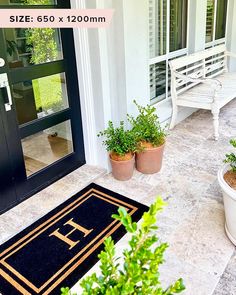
xmin=169 ymin=44 xmax=236 ymax=140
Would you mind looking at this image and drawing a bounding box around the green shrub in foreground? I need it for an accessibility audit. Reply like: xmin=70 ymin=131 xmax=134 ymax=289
xmin=61 ymin=198 xmax=185 ymax=295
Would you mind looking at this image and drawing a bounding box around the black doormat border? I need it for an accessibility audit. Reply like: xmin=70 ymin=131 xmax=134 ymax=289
xmin=0 ymin=183 xmax=148 ymax=295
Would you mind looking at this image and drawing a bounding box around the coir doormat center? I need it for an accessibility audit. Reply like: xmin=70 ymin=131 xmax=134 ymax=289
xmin=0 ymin=183 xmax=148 ymax=295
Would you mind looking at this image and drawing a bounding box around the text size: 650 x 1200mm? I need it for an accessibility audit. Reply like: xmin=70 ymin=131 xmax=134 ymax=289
xmin=9 ymin=15 xmax=106 ymax=23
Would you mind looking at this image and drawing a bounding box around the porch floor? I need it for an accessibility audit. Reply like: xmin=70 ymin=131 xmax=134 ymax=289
xmin=1 ymin=100 xmax=236 ymax=294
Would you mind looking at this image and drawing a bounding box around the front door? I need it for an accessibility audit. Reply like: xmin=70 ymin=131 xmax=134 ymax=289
xmin=0 ymin=0 xmax=85 ymax=213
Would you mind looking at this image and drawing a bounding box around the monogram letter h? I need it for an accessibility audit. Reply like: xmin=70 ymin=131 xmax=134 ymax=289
xmin=49 ymin=218 xmax=93 ymax=250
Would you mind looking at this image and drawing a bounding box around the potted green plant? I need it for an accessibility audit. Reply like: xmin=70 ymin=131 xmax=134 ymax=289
xmin=61 ymin=197 xmax=185 ymax=295
xmin=128 ymin=101 xmax=167 ymax=174
xmin=218 ymin=139 xmax=236 ymax=245
xmin=98 ymin=121 xmax=136 ymax=181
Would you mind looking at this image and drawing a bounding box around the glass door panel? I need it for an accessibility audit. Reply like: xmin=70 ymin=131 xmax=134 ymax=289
xmin=13 ymin=73 xmax=69 ymax=125
xmin=3 ymin=28 xmax=63 ymax=68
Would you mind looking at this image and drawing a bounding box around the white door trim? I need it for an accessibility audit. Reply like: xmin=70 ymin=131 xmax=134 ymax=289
xmin=72 ymin=0 xmax=97 ymax=165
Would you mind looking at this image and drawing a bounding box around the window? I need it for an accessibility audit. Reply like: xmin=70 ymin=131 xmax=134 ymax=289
xmin=205 ymin=0 xmax=228 ymax=45
xmin=149 ymin=0 xmax=188 ymax=104
xmin=169 ymin=0 xmax=187 ymax=52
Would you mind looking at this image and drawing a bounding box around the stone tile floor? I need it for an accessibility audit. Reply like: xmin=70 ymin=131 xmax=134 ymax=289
xmin=1 ymin=99 xmax=236 ymax=294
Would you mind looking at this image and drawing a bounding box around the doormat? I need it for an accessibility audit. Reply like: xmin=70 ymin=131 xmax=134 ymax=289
xmin=0 ymin=183 xmax=148 ymax=295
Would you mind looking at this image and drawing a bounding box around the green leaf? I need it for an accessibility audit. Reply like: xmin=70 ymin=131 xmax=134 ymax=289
xmin=63 ymin=197 xmax=186 ymax=295
xmin=224 ymin=139 xmax=236 ymax=172
xmin=97 ymin=121 xmax=136 ymax=155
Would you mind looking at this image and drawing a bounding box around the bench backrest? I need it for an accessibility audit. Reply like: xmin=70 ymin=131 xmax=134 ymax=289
xmin=169 ymin=44 xmax=227 ymax=96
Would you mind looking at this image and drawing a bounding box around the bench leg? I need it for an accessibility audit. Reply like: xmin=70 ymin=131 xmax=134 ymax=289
xmin=212 ymin=109 xmax=219 ymax=140
xmin=170 ymin=105 xmax=178 ymax=129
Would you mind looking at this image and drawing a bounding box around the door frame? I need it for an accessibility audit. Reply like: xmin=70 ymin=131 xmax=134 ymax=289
xmin=0 ymin=0 xmax=86 ymax=213
xmin=0 ymin=99 xmax=17 ymax=210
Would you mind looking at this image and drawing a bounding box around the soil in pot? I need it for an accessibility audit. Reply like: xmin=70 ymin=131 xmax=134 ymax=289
xmin=110 ymin=151 xmax=133 ymax=161
xmin=139 ymin=141 xmax=154 ymax=149
xmin=224 ymin=170 xmax=236 ymax=190
xmin=110 ymin=152 xmax=135 ymax=181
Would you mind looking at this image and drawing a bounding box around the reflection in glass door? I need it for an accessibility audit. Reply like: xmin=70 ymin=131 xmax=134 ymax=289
xmin=22 ymin=120 xmax=73 ymax=176
xmin=0 ymin=0 xmax=85 ymax=213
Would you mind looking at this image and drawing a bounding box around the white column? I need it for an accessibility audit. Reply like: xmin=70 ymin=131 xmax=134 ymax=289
xmin=188 ymin=0 xmax=207 ymax=53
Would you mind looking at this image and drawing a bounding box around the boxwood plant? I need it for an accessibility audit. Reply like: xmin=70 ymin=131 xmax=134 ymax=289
xmin=127 ymin=100 xmax=167 ymax=150
xmin=98 ymin=121 xmax=136 ymax=160
xmin=61 ymin=198 xmax=185 ymax=295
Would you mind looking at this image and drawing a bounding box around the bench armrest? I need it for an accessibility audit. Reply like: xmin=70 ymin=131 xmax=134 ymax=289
xmin=173 ymin=70 xmax=222 ymax=91
xmin=226 ymin=51 xmax=236 ymax=59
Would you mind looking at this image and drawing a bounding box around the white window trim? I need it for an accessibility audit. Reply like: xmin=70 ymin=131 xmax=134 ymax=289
xmin=149 ymin=0 xmax=189 ymax=105
xmin=205 ymin=38 xmax=227 ymax=48
xmin=149 ymin=48 xmax=189 ymax=65
xmin=213 ymin=0 xmax=217 ymax=42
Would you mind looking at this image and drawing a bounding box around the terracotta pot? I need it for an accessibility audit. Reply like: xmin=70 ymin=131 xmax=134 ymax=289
xmin=136 ymin=143 xmax=165 ymax=174
xmin=110 ymin=154 xmax=135 ymax=181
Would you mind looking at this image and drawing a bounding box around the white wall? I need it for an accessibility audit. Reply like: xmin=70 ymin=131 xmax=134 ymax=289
xmin=188 ymin=0 xmax=207 ymax=53
xmin=122 ymin=0 xmax=150 ymax=117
